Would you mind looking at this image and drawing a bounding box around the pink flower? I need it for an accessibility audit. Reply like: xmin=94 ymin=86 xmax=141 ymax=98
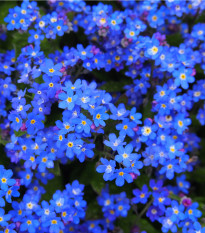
xmin=181 ymin=196 xmax=192 ymax=207
xmin=20 ymin=123 xmax=27 ymax=131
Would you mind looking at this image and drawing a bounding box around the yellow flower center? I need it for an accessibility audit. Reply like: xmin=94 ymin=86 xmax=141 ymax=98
xmin=49 ymin=68 xmax=55 ymax=73
xmin=1 ymin=178 xmax=7 ymax=183
xmin=68 ymin=142 xmax=73 ymax=147
xmin=30 ymin=119 xmax=35 ymax=124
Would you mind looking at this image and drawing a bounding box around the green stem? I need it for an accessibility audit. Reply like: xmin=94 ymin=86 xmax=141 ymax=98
xmin=137 ymin=198 xmax=153 ymax=220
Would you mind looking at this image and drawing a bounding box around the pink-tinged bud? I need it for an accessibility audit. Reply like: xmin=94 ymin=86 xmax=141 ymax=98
xmin=191 ymin=69 xmax=196 ymax=76
xmin=179 ymin=192 xmax=185 ymax=198
xmin=16 ymin=222 xmax=21 ymax=228
xmin=91 ymin=123 xmax=96 ymax=130
xmin=182 ymin=197 xmax=192 ymax=207
xmin=168 ymin=24 xmax=179 ymax=33
xmin=53 ymin=126 xmax=59 ymax=131
xmin=179 ymin=148 xmax=185 ymax=152
xmin=2 ymin=129 xmax=9 ymax=138
xmin=55 ymin=89 xmax=64 ymax=99
xmin=154 ymin=32 xmax=166 ymax=46
xmin=133 ymin=126 xmax=139 ymax=132
xmin=131 ymin=226 xmax=140 ymax=233
xmin=91 ymin=46 xmax=100 ymax=55
xmin=148 ymin=118 xmax=153 ymax=123
xmin=48 ymin=0 xmax=57 ymax=3
xmin=61 ymin=76 xmax=67 ymax=83
xmin=152 ymin=100 xmax=158 ymax=108
xmin=60 ymin=67 xmax=66 ymax=73
xmin=20 ymin=123 xmax=27 ymax=131
xmin=121 ymin=38 xmax=129 ymax=48
xmin=130 ymin=173 xmax=138 ymax=180
xmin=15 ymin=179 xmax=21 ymax=187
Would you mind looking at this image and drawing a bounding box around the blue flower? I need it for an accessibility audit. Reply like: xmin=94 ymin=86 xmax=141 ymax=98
xmin=5 ymin=186 xmax=20 ymax=203
xmin=62 ymin=79 xmax=82 ymax=92
xmin=37 ymin=200 xmax=54 ymax=222
xmin=26 ymin=113 xmax=45 ymax=134
xmin=58 ymin=90 xmax=78 ymax=110
xmin=161 ymin=217 xmax=177 ymax=233
xmin=129 ymin=107 xmax=142 ymax=124
xmin=1 ymin=223 xmax=16 ymax=233
xmin=173 ymin=68 xmax=195 ymax=89
xmin=63 ymin=134 xmax=83 ymax=159
xmin=20 ymin=217 xmax=40 ymax=233
xmin=147 ymin=206 xmax=163 ymax=222
xmin=8 ymin=113 xmax=22 ymax=131
xmin=36 ymin=152 xmax=55 ymax=172
xmin=55 ymin=119 xmax=74 ymax=135
xmin=116 ymin=119 xmax=136 ymax=137
xmin=11 ymin=97 xmax=31 ymax=118
xmin=153 ymin=190 xmax=171 ymax=211
xmin=0 ymin=77 xmax=16 ymax=99
xmin=185 ymin=203 xmax=202 ymax=221
xmin=166 ymin=200 xmax=185 ymax=222
xmin=159 ymin=159 xmax=181 ymax=180
xmin=28 ymin=29 xmax=44 ymax=44
xmin=0 ymin=208 xmax=11 ymax=227
xmin=149 ymin=179 xmax=163 ymax=192
xmin=141 ymin=119 xmax=158 ymax=142
xmin=76 ymin=44 xmax=93 ymax=60
xmin=104 ymin=133 xmax=126 ymax=151
xmin=112 ymin=168 xmax=133 ymax=187
xmin=165 ymin=139 xmax=183 ymax=159
xmin=42 ymin=75 xmax=60 ymax=98
xmin=96 ymin=158 xmax=116 ymax=181
xmin=18 ymin=169 xmax=33 ymax=187
xmin=145 ymin=38 xmax=162 ymax=59
xmin=0 ymin=167 xmax=15 ymax=191
xmin=53 ymin=20 xmax=68 ymax=36
xmin=40 ymin=59 xmax=62 ymax=77
xmin=93 ymin=107 xmax=109 ymax=127
xmin=77 ymin=143 xmax=95 ymax=163
xmin=176 ymin=174 xmax=190 ymax=194
xmin=130 ymin=156 xmax=143 ymax=175
xmin=174 ymin=114 xmax=191 ymax=134
xmin=109 ymin=103 xmax=129 ymax=120
xmin=132 ymin=185 xmax=150 ymax=204
xmin=115 ymin=144 xmax=138 ymax=167
xmin=72 ymin=113 xmax=92 ymax=134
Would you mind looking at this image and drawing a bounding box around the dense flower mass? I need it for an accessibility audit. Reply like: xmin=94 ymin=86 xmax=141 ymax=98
xmin=0 ymin=0 xmax=205 ymax=232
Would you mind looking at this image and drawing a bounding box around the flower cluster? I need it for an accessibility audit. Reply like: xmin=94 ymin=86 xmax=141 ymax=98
xmin=0 ymin=0 xmax=204 ymax=232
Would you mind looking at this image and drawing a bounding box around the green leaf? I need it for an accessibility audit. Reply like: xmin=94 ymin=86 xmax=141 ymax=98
xmin=41 ymin=175 xmax=63 ymax=202
xmin=44 ymin=103 xmax=63 ymax=127
xmin=100 ymin=79 xmax=132 ymax=92
xmin=67 ymin=12 xmax=74 ymax=21
xmin=142 ymin=99 xmax=154 ymax=120
xmin=41 ymin=37 xmax=60 ymax=56
xmin=117 ymin=210 xmax=137 ymax=233
xmin=170 ymin=193 xmax=181 ymax=201
xmin=79 ymin=162 xmax=105 ymax=194
xmin=0 ymin=144 xmax=12 ymax=168
xmin=12 ymin=32 xmax=29 ymax=57
xmin=50 ymin=161 xmax=61 ymax=176
xmin=134 ymin=174 xmax=150 ymax=189
xmin=189 ymin=168 xmax=205 ymax=183
xmin=0 ymin=136 xmax=8 ymax=146
xmin=166 ymin=33 xmax=183 ymax=47
xmin=14 ymin=130 xmax=26 ymax=137
xmin=138 ymin=219 xmax=160 ymax=233
xmin=0 ymin=1 xmax=16 ymax=24
xmin=86 ymin=199 xmax=103 ymax=219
